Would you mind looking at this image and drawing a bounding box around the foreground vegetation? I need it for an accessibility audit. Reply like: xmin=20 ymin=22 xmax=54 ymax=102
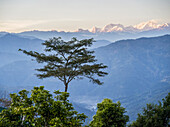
xmin=129 ymin=92 xmax=170 ymax=127
xmin=0 ymin=86 xmax=87 ymax=127
xmin=0 ymin=86 xmax=169 ymax=127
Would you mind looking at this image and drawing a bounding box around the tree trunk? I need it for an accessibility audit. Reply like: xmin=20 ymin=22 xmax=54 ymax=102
xmin=65 ymin=84 xmax=68 ymax=92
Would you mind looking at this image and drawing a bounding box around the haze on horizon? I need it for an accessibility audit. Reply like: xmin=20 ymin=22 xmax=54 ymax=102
xmin=0 ymin=0 xmax=170 ymax=33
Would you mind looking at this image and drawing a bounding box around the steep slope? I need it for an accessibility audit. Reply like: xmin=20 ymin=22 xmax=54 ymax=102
xmin=69 ymin=35 xmax=170 ymax=97
xmin=94 ymin=35 xmax=170 ymax=96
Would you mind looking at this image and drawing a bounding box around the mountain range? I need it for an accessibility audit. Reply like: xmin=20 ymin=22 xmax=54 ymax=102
xmin=1 ymin=20 xmax=169 ymax=42
xmin=0 ymin=33 xmax=169 ymax=122
xmin=77 ymin=20 xmax=170 ymax=33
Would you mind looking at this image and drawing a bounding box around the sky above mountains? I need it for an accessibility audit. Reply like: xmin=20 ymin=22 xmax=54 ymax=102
xmin=0 ymin=0 xmax=170 ymax=32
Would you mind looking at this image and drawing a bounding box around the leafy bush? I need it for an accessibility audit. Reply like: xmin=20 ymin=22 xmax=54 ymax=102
xmin=90 ymin=98 xmax=129 ymax=127
xmin=0 ymin=86 xmax=87 ymax=127
xmin=129 ymin=93 xmax=170 ymax=127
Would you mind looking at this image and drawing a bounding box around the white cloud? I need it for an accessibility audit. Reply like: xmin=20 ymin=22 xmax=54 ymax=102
xmin=0 ymin=20 xmax=48 ymax=33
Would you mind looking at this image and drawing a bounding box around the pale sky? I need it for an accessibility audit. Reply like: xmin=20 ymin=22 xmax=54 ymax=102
xmin=0 ymin=0 xmax=170 ymax=32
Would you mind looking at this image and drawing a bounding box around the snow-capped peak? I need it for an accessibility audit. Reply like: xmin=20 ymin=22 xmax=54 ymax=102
xmin=89 ymin=27 xmax=101 ymax=33
xmin=134 ymin=20 xmax=168 ymax=31
xmin=101 ymin=24 xmax=124 ymax=32
xmin=75 ymin=20 xmax=169 ymax=33
xmin=74 ymin=29 xmax=89 ymax=33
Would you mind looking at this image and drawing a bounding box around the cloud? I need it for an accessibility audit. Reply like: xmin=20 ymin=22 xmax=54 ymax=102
xmin=0 ymin=20 xmax=48 ymax=33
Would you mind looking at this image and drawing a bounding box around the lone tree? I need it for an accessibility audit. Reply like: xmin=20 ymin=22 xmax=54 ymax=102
xmin=20 ymin=37 xmax=108 ymax=92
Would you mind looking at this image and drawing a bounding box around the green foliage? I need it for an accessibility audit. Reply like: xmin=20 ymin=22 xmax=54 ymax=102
xmin=0 ymin=107 xmax=5 ymax=112
xmin=129 ymin=93 xmax=170 ymax=127
xmin=0 ymin=86 xmax=87 ymax=127
xmin=19 ymin=37 xmax=108 ymax=92
xmin=90 ymin=98 xmax=129 ymax=127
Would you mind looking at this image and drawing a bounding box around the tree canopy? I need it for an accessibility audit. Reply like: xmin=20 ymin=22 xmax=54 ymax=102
xmin=19 ymin=37 xmax=108 ymax=92
xmin=0 ymin=86 xmax=87 ymax=127
xmin=129 ymin=93 xmax=170 ymax=127
xmin=90 ymin=98 xmax=129 ymax=127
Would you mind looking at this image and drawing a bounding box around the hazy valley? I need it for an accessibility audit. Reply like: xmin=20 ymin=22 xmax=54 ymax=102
xmin=0 ymin=30 xmax=170 ymax=122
